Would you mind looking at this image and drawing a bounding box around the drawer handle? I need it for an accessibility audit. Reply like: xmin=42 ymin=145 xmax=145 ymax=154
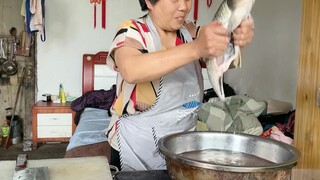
xmin=50 ymin=118 xmax=59 ymax=120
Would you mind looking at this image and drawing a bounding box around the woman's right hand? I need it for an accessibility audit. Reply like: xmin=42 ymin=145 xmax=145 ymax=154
xmin=193 ymin=21 xmax=229 ymax=59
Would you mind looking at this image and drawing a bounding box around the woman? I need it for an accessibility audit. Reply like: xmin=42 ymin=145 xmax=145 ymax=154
xmin=106 ymin=0 xmax=254 ymax=171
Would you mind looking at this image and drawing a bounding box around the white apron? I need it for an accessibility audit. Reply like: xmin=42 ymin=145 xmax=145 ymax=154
xmin=117 ymin=15 xmax=204 ymax=171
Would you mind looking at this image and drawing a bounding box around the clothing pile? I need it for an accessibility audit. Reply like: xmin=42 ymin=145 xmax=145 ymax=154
xmin=71 ymin=85 xmax=116 ymax=125
xmin=258 ymin=110 xmax=295 ymax=145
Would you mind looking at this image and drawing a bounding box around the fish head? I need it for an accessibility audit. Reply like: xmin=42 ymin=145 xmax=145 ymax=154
xmin=227 ymin=0 xmax=255 ymax=31
xmin=227 ymin=0 xmax=255 ymax=11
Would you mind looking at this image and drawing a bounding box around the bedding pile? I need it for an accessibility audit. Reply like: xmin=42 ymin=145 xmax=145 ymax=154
xmin=66 ymin=107 xmax=111 ymax=151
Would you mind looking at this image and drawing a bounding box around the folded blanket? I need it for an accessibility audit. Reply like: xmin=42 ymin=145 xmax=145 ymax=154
xmin=197 ymin=95 xmax=266 ymax=135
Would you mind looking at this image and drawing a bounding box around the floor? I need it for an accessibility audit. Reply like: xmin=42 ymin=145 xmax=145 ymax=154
xmin=0 ymin=141 xmax=68 ymax=160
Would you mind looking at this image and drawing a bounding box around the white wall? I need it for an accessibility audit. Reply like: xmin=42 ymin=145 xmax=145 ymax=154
xmin=37 ymin=0 xmax=302 ymax=107
xmin=37 ymin=0 xmax=144 ymax=99
xmin=224 ymin=0 xmax=302 ymax=106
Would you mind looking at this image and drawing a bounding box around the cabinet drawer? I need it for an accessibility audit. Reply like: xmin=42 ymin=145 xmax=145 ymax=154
xmin=37 ymin=113 xmax=72 ymax=126
xmin=37 ymin=126 xmax=72 ymax=138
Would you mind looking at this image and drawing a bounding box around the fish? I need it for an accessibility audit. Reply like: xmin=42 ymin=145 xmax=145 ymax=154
xmin=205 ymin=0 xmax=255 ymax=101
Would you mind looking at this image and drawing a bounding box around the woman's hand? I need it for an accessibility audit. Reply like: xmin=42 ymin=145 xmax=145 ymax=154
xmin=193 ymin=21 xmax=229 ymax=59
xmin=232 ymin=18 xmax=254 ymax=47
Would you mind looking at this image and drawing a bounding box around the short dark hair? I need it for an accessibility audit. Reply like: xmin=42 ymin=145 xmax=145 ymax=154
xmin=139 ymin=0 xmax=158 ymax=11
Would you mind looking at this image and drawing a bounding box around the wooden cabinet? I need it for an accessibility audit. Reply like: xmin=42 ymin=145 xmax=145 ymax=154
xmin=32 ymin=101 xmax=76 ymax=149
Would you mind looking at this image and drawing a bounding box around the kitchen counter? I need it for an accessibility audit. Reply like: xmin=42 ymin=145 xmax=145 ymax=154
xmin=0 ymin=156 xmax=112 ymax=180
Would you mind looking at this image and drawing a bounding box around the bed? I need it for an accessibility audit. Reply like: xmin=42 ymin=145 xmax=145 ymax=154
xmin=64 ymin=51 xmax=116 ymax=161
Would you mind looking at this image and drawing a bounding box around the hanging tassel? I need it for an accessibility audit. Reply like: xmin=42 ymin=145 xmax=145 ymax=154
xmin=90 ymin=0 xmax=102 ymax=29
xmin=207 ymin=0 xmax=213 ymax=8
xmin=194 ymin=0 xmax=198 ymax=24
xmin=102 ymin=0 xmax=106 ymax=29
xmin=94 ymin=3 xmax=97 ymax=29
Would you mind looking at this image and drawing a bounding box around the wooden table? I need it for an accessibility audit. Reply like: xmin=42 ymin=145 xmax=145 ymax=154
xmin=0 ymin=156 xmax=112 ymax=180
xmin=32 ymin=101 xmax=76 ymax=149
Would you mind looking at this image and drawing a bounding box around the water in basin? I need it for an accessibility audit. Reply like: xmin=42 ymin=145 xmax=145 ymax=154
xmin=179 ymin=149 xmax=275 ymax=166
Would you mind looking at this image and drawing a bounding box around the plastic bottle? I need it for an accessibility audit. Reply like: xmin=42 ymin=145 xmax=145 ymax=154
xmin=1 ymin=120 xmax=10 ymax=146
xmin=59 ymin=83 xmax=66 ymax=103
xmin=0 ymin=125 xmax=2 ymax=146
xmin=2 ymin=120 xmax=9 ymax=138
xmin=61 ymin=91 xmax=66 ymax=103
xmin=59 ymin=84 xmax=63 ymax=99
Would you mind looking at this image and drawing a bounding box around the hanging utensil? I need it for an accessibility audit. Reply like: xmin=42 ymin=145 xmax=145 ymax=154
xmin=1 ymin=38 xmax=18 ymax=76
xmin=0 ymin=39 xmax=7 ymax=75
xmin=0 ymin=39 xmax=6 ymax=62
xmin=4 ymin=67 xmax=26 ymax=149
xmin=0 ymin=61 xmax=5 ymax=76
xmin=2 ymin=60 xmax=18 ymax=75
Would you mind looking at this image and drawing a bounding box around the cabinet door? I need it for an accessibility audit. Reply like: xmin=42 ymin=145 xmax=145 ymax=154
xmin=293 ymin=0 xmax=320 ymax=179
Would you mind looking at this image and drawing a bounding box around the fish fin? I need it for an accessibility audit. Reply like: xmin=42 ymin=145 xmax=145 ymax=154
xmin=222 ymin=46 xmax=240 ymax=72
xmin=206 ymin=58 xmax=225 ymax=101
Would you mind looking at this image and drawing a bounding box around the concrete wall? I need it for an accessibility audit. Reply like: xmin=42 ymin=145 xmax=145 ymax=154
xmin=0 ymin=0 xmax=36 ymax=140
xmin=0 ymin=0 xmax=25 ymax=35
xmin=36 ymin=0 xmax=302 ymax=106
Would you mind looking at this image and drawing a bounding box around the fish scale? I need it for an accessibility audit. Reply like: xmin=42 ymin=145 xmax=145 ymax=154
xmin=213 ymin=1 xmax=232 ymax=29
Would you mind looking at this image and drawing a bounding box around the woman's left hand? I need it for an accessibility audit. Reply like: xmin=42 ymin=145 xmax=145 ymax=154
xmin=232 ymin=17 xmax=254 ymax=47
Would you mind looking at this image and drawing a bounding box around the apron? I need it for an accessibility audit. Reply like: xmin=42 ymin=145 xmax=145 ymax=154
xmin=117 ymin=15 xmax=204 ymax=171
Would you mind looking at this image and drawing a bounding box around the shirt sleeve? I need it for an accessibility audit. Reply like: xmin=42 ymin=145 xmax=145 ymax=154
xmin=106 ymin=19 xmax=147 ymax=71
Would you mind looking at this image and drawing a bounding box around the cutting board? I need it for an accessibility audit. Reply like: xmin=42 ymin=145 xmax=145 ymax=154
xmin=0 ymin=156 xmax=112 ymax=180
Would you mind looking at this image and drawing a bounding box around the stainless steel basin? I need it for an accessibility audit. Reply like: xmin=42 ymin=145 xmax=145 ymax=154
xmin=158 ymin=131 xmax=300 ymax=180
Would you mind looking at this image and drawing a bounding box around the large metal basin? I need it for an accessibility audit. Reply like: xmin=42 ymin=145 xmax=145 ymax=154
xmin=158 ymin=131 xmax=300 ymax=180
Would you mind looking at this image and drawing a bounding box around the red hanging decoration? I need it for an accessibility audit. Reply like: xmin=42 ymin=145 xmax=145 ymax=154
xmin=90 ymin=0 xmax=106 ymax=29
xmin=193 ymin=0 xmax=198 ymax=24
xmin=207 ymin=0 xmax=213 ymax=8
xmin=102 ymin=0 xmax=106 ymax=29
xmin=94 ymin=3 xmax=97 ymax=28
